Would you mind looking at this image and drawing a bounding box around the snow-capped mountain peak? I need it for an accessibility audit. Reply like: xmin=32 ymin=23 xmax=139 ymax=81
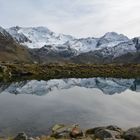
xmin=5 ymin=26 xmax=138 ymax=60
xmin=64 ymin=37 xmax=99 ymax=54
xmin=7 ymin=26 xmax=75 ymax=49
xmin=102 ymin=32 xmax=129 ymax=41
xmin=97 ymin=32 xmax=129 ymax=47
xmin=6 ymin=26 xmax=31 ymax=43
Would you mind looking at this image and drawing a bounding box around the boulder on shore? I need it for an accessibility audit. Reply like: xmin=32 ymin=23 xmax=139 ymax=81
xmin=51 ymin=124 xmax=83 ymax=138
xmin=124 ymin=126 xmax=140 ymax=140
xmin=14 ymin=132 xmax=28 ymax=140
xmin=12 ymin=125 xmax=140 ymax=140
xmin=86 ymin=125 xmax=124 ymax=140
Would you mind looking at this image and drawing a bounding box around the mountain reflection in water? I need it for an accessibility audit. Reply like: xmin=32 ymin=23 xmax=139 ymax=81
xmin=0 ymin=78 xmax=140 ymax=95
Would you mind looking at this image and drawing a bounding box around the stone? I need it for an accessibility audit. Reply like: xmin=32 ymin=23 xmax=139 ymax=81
xmin=51 ymin=124 xmax=72 ymax=138
xmin=107 ymin=125 xmax=124 ymax=134
xmin=124 ymin=126 xmax=140 ymax=140
xmin=86 ymin=126 xmax=124 ymax=140
xmin=51 ymin=124 xmax=83 ymax=138
xmin=52 ymin=124 xmax=65 ymax=133
xmin=70 ymin=125 xmax=83 ymax=138
xmin=14 ymin=132 xmax=28 ymax=140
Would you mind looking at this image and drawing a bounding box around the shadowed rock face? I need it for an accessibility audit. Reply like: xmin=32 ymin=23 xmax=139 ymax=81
xmin=0 ymin=26 xmax=32 ymax=63
xmin=133 ymin=37 xmax=140 ymax=51
xmin=0 ymin=78 xmax=140 ymax=96
xmin=30 ymin=45 xmax=75 ymax=63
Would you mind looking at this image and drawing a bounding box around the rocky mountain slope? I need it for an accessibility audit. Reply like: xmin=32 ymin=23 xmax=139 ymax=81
xmin=0 ymin=26 xmax=33 ymax=63
xmin=0 ymin=25 xmax=140 ymax=63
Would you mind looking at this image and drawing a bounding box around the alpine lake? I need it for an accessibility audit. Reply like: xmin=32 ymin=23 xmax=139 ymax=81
xmin=0 ymin=77 xmax=140 ymax=137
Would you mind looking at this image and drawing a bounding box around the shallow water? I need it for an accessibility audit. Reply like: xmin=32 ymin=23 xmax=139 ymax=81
xmin=0 ymin=78 xmax=140 ymax=137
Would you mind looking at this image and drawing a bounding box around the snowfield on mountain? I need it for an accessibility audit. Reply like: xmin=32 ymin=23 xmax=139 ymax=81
xmin=6 ymin=26 xmax=139 ymax=57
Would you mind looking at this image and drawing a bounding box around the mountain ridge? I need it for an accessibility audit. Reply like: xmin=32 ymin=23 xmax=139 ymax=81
xmin=0 ymin=25 xmax=140 ymax=64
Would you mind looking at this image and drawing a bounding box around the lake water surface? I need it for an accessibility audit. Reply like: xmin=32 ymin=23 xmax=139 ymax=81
xmin=0 ymin=78 xmax=140 ymax=137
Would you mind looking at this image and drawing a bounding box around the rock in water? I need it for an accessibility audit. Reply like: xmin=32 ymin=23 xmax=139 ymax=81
xmin=124 ymin=126 xmax=140 ymax=140
xmin=14 ymin=132 xmax=28 ymax=140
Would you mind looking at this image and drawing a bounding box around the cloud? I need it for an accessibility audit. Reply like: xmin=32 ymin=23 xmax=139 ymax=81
xmin=0 ymin=0 xmax=140 ymax=38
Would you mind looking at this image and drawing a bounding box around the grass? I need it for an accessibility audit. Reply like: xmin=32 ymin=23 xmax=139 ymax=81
xmin=1 ymin=63 xmax=140 ymax=81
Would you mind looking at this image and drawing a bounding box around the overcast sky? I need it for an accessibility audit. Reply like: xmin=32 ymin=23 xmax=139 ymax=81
xmin=0 ymin=0 xmax=140 ymax=38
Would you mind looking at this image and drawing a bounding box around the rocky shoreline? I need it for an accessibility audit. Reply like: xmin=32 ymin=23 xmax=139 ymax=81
xmin=2 ymin=124 xmax=140 ymax=140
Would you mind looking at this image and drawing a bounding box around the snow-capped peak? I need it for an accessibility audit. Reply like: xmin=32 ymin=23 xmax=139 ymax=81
xmin=6 ymin=26 xmax=31 ymax=43
xmin=7 ymin=26 xmax=75 ymax=49
xmin=6 ymin=26 xmax=137 ymax=58
xmin=96 ymin=32 xmax=130 ymax=50
xmin=102 ymin=32 xmax=129 ymax=42
xmin=64 ymin=37 xmax=99 ymax=54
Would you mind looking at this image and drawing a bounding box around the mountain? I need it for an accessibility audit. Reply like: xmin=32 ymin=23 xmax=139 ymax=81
xmin=6 ymin=26 xmax=75 ymax=48
xmin=72 ymin=40 xmax=137 ymax=64
xmin=1 ymin=78 xmax=140 ymax=95
xmin=0 ymin=26 xmax=32 ymax=63
xmin=7 ymin=27 xmax=131 ymax=55
xmin=2 ymin=26 xmax=140 ymax=64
